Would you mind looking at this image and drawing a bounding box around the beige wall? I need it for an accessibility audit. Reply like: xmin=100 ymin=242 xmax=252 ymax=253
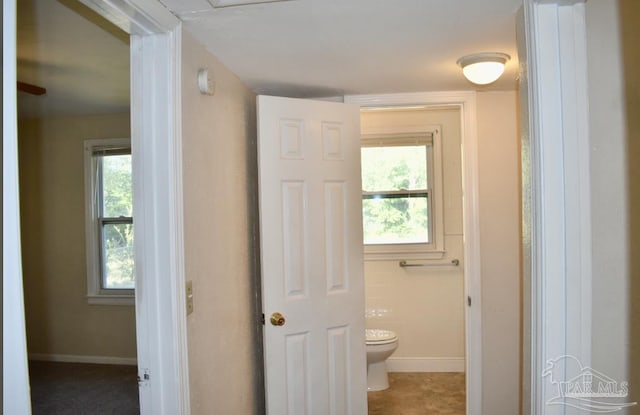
xmin=476 ymin=91 xmax=521 ymax=415
xmin=181 ymin=32 xmax=263 ymax=415
xmin=360 ymin=108 xmax=465 ymax=368
xmin=18 ymin=113 xmax=137 ymax=359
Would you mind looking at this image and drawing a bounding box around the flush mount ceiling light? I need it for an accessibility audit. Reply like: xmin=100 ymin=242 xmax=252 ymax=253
xmin=457 ymin=52 xmax=511 ymax=85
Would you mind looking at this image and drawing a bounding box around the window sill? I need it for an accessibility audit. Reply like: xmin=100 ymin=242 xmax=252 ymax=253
xmin=87 ymin=295 xmax=135 ymax=306
xmin=364 ymin=248 xmax=446 ymax=262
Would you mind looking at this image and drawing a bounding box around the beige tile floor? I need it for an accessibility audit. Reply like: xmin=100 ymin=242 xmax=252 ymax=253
xmin=368 ymin=372 xmax=465 ymax=415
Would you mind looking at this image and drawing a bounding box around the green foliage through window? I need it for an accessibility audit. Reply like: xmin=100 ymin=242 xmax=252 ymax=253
xmin=102 ymin=155 xmax=133 ymax=217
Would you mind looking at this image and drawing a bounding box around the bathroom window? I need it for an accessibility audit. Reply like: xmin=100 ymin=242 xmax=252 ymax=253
xmin=84 ymin=138 xmax=135 ymax=305
xmin=360 ymin=127 xmax=444 ymax=260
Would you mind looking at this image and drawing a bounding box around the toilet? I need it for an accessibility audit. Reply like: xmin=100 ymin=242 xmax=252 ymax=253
xmin=365 ymin=328 xmax=399 ymax=391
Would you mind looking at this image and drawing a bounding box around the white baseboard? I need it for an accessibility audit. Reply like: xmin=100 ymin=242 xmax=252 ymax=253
xmin=386 ymin=357 xmax=465 ymax=372
xmin=29 ymin=353 xmax=137 ymax=366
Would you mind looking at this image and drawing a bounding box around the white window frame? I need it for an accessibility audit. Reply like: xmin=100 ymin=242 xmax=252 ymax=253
xmin=360 ymin=124 xmax=445 ymax=261
xmin=84 ymin=138 xmax=134 ymax=305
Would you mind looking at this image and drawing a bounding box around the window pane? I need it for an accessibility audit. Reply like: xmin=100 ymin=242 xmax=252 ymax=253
xmin=361 ymin=145 xmax=427 ymax=192
xmin=103 ymin=223 xmax=135 ymax=289
xmin=362 ymin=195 xmax=429 ymax=244
xmin=102 ymin=154 xmax=132 ymax=217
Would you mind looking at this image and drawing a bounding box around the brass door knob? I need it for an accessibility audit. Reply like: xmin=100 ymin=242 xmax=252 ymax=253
xmin=270 ymin=312 xmax=286 ymax=326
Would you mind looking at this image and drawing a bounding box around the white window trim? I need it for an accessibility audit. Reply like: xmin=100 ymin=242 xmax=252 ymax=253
xmin=360 ymin=124 xmax=445 ymax=261
xmin=84 ymin=138 xmax=134 ymax=306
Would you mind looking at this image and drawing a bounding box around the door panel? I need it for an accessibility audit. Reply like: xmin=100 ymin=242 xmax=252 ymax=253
xmin=258 ymin=96 xmax=366 ymax=415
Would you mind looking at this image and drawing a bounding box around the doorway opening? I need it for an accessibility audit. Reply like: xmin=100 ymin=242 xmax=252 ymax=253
xmin=359 ymin=105 xmax=466 ymax=414
xmin=9 ymin=0 xmax=190 ymax=412
xmin=16 ymin=0 xmax=139 ymax=412
xmin=346 ymin=92 xmax=482 ymax=415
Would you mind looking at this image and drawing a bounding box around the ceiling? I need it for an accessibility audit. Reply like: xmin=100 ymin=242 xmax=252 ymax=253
xmin=168 ymin=0 xmax=522 ymax=97
xmin=17 ymin=0 xmax=522 ymax=118
xmin=17 ymin=0 xmax=130 ymax=118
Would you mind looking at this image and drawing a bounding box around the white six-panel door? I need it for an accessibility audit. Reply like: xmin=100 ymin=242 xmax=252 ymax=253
xmin=257 ymin=96 xmax=367 ymax=415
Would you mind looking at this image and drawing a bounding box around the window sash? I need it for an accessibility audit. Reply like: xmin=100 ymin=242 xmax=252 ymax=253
xmin=95 ymin=152 xmax=132 ymax=217
xmin=92 ymin=146 xmax=131 ymax=157
xmin=361 ymin=133 xmax=433 ymax=148
xmin=362 ymin=189 xmax=429 ymax=200
xmin=362 ymin=191 xmax=432 ymax=245
xmin=99 ymin=216 xmax=133 ymax=225
xmin=361 ymin=142 xmax=433 ymax=246
xmin=99 ymin=217 xmax=134 ymax=291
xmin=360 ymin=143 xmax=431 ymax=193
xmin=96 ymin=151 xmax=133 ymax=290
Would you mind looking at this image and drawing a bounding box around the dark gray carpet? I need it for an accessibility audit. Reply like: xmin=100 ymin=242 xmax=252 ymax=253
xmin=29 ymin=361 xmax=140 ymax=415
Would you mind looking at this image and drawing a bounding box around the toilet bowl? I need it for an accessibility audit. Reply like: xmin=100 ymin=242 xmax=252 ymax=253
xmin=365 ymin=329 xmax=399 ymax=391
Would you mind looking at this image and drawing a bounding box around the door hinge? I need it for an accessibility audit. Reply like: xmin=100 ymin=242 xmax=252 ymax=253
xmin=138 ymin=368 xmax=150 ymax=387
xmin=467 ymin=296 xmax=472 ymax=307
xmin=261 ymin=313 xmax=265 ymax=325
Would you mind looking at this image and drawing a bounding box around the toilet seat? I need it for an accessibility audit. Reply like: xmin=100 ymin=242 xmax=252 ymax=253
xmin=366 ymin=329 xmax=398 ymax=345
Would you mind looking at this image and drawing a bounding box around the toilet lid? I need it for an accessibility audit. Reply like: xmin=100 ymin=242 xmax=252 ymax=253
xmin=366 ymin=329 xmax=398 ymax=344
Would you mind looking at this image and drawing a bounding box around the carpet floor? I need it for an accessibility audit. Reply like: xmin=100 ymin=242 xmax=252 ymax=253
xmin=368 ymin=372 xmax=466 ymax=415
xmin=29 ymin=361 xmax=139 ymax=415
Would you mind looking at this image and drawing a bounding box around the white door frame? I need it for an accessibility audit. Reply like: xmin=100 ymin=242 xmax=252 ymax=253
xmin=520 ymin=1 xmax=592 ymax=414
xmin=77 ymin=1 xmax=191 ymax=413
xmin=345 ymin=91 xmax=482 ymax=415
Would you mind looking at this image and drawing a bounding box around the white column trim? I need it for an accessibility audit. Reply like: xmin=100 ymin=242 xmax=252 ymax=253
xmin=345 ymin=91 xmax=482 ymax=415
xmin=522 ymin=1 xmax=591 ymax=414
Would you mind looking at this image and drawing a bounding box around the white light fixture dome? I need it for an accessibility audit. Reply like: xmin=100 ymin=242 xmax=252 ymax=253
xmin=457 ymin=52 xmax=511 ymax=85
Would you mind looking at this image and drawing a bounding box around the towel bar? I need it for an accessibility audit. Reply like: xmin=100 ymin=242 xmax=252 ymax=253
xmin=399 ymin=259 xmax=460 ymax=268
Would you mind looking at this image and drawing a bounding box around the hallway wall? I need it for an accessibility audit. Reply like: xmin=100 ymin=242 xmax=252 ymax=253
xmin=476 ymin=90 xmax=521 ymax=415
xmin=586 ymin=0 xmax=638 ymax=410
xmin=181 ymin=31 xmax=263 ymax=415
